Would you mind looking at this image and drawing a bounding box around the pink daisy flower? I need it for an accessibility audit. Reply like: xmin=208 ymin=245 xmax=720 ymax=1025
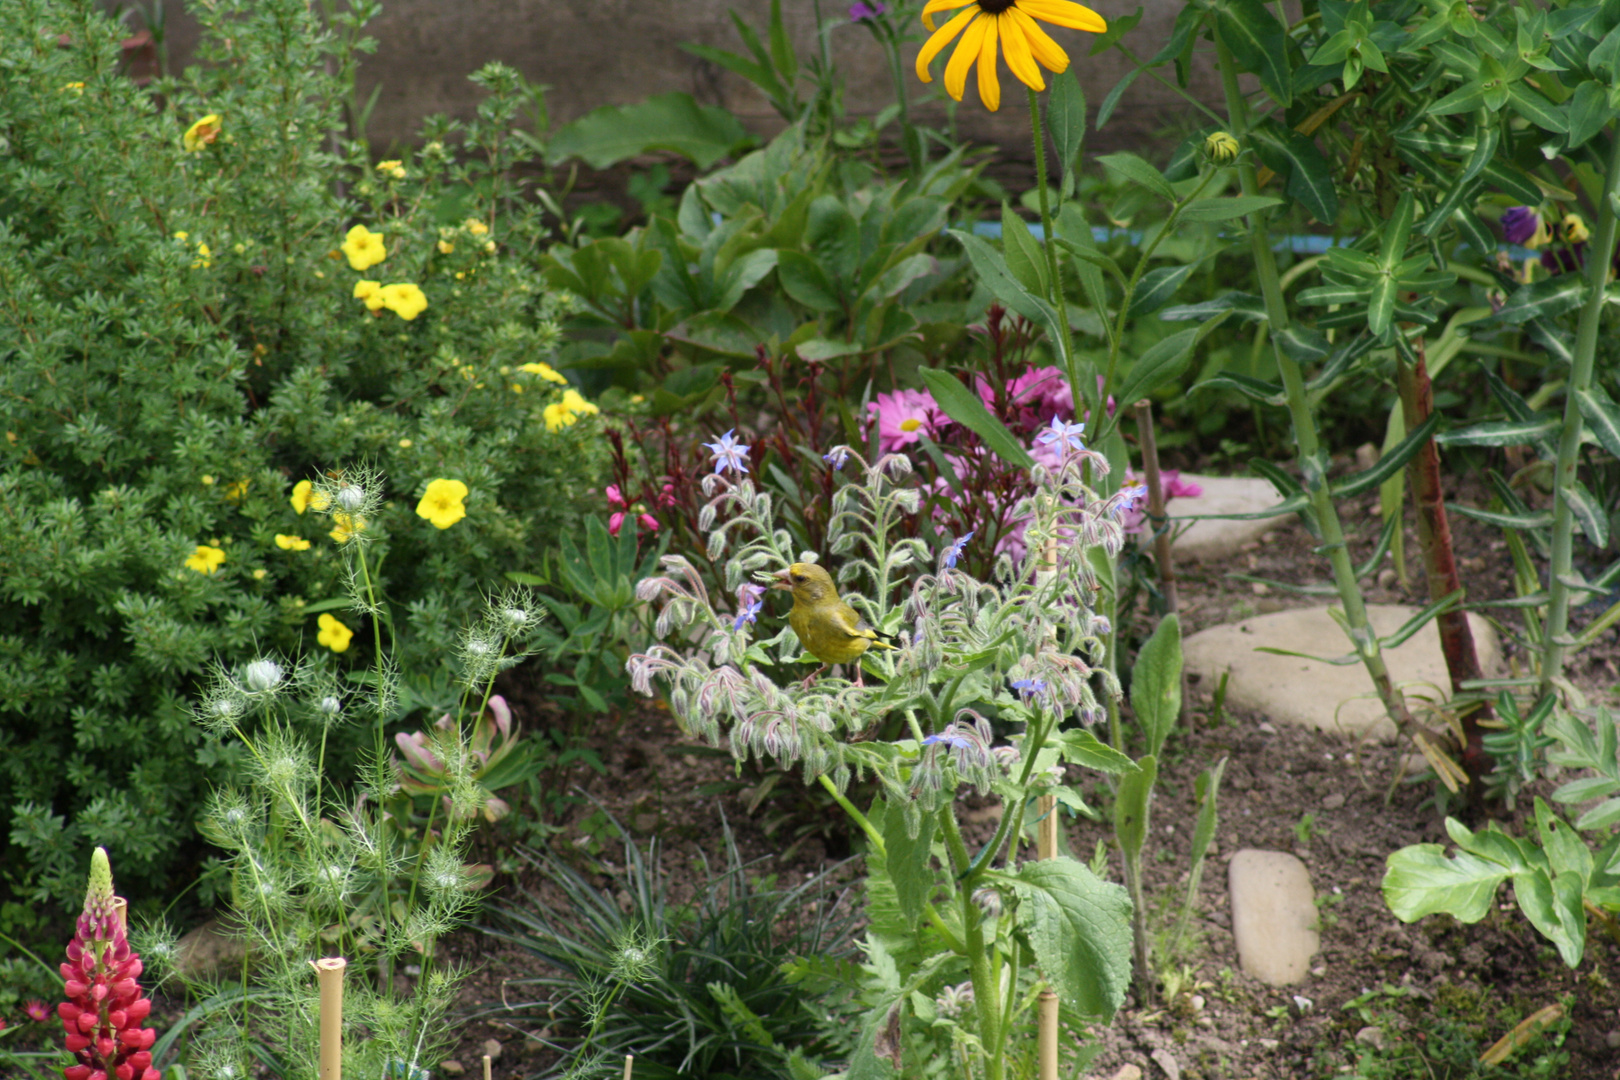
xmin=867 ymin=389 xmax=949 ymax=453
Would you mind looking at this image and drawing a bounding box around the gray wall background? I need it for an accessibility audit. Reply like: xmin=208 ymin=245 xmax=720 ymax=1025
xmin=154 ymin=0 xmax=1219 ymax=158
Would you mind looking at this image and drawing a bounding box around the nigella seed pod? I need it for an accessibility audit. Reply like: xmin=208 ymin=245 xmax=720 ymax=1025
xmin=335 ymin=482 xmax=365 ymax=512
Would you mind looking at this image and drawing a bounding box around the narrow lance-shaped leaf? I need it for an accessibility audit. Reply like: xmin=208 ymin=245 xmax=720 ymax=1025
xmin=917 ymin=366 xmax=1036 ymax=469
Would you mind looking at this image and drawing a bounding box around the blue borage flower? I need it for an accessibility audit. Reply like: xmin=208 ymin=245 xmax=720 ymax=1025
xmin=732 ymin=583 xmax=765 ymax=631
xmin=703 ymin=429 xmax=751 ymax=475
xmin=823 ymin=445 xmax=850 ymax=470
xmin=1010 ymin=677 xmax=1048 ymax=701
xmin=942 ymin=530 xmax=974 ymax=569
xmin=1035 ymin=416 xmax=1087 ymax=453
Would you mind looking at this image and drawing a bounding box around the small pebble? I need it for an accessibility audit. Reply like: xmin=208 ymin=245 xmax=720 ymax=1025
xmin=1322 ymin=792 xmax=1346 ymax=810
xmin=1188 ymin=993 xmax=1205 ymax=1013
xmin=1107 ymin=1066 xmax=1143 ymax=1080
xmin=1259 ymin=1038 xmax=1280 ymax=1050
xmin=1356 ymin=1026 xmax=1385 ymax=1050
xmin=1606 ymin=1030 xmax=1620 ymax=1050
xmin=1257 ymin=722 xmax=1278 ymax=735
xmin=1251 ymin=581 xmax=1271 ymax=595
xmin=440 ymin=1062 xmax=465 ymax=1077
xmin=482 ymin=1039 xmax=503 ymax=1061
xmin=1150 ymin=1048 xmax=1182 ymax=1080
xmin=1377 ymin=568 xmax=1397 ymax=588
xmin=1462 ymin=556 xmax=1487 ymax=572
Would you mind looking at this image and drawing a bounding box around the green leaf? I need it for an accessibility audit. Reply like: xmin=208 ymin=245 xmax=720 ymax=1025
xmin=1002 ymin=203 xmax=1050 ymax=296
xmin=1098 ymin=152 xmax=1177 ymax=202
xmin=879 ymin=797 xmax=936 ymax=929
xmin=1126 ymin=263 xmax=1198 ymax=318
xmin=1095 ymin=69 xmax=1139 ymax=130
xmin=546 ymin=92 xmax=750 ymax=170
xmin=1569 ymin=479 xmax=1610 ymax=547
xmin=1383 ymin=843 xmax=1509 ymax=923
xmin=1178 ymin=195 xmax=1285 ymax=223
xmin=1481 ymin=161 xmax=1545 ymax=205
xmin=1047 ymin=68 xmax=1088 ymax=176
xmin=1506 ymin=82 xmax=1567 ymax=133
xmin=1115 ymin=314 xmax=1230 ymax=406
xmin=1250 ymin=120 xmax=1338 ymax=222
xmin=1331 ymin=413 xmax=1440 ymax=497
xmin=1130 ymin=614 xmax=1182 ymax=758
xmin=1512 ymin=867 xmax=1587 ymax=967
xmin=1496 ymin=276 xmax=1590 ymax=323
xmin=775 ymin=250 xmax=842 ymax=312
xmin=947 ymin=229 xmax=1068 ymax=360
xmin=1216 ymin=0 xmax=1294 ymax=105
xmin=1054 ymin=728 xmax=1139 ymax=774
xmin=1566 ymin=80 xmax=1614 ymax=149
xmin=1010 ymin=858 xmax=1134 ymax=1019
xmin=1435 ymin=418 xmax=1561 ymax=447
xmin=714 ymin=248 xmax=779 ymax=312
xmin=1379 ymin=588 xmax=1463 ymax=649
xmin=1193 ymin=372 xmax=1288 ymax=405
xmin=1162 ymin=291 xmax=1268 ymax=321
xmin=1114 ymin=753 xmax=1156 ymax=861
xmin=1446 ymin=503 xmax=1554 ymax=530
xmin=1577 ymin=385 xmax=1620 ymax=460
xmin=917 ymin=366 xmax=1036 ymax=469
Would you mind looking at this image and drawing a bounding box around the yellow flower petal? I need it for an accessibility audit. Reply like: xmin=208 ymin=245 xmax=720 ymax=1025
xmin=978 ymin=13 xmax=1003 ymax=111
xmin=1009 ymin=6 xmax=1070 ymax=73
xmin=415 ymin=478 xmax=469 ymax=529
xmin=341 ymin=225 xmax=387 ymax=272
xmin=916 ymin=5 xmax=982 ymax=83
xmin=317 ymin=613 xmax=353 ymax=653
xmin=999 ymin=11 xmax=1046 ymax=92
xmin=1017 ymin=0 xmax=1107 ymax=33
xmin=945 ymin=13 xmax=991 ymax=101
xmin=185 ymin=545 xmax=226 ymax=575
xmin=921 ymin=0 xmax=976 ymax=31
xmin=275 ymin=534 xmax=311 ymax=551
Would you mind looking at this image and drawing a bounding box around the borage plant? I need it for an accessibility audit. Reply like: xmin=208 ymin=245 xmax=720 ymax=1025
xmin=628 ymin=438 xmax=1139 ymax=1080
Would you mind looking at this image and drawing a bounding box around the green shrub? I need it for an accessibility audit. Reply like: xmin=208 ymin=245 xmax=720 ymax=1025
xmin=0 ymin=0 xmax=605 ymax=919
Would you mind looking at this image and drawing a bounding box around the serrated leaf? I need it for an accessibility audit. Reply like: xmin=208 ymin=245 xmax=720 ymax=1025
xmin=879 ymin=796 xmax=936 ymax=929
xmin=1010 ymin=858 xmax=1134 ymax=1019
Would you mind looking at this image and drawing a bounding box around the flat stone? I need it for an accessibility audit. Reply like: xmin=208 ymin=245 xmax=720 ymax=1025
xmin=1167 ymin=475 xmax=1285 ymax=563
xmin=1228 ymin=850 xmax=1319 ymax=986
xmin=1106 ymin=1066 xmax=1143 ymax=1080
xmin=1183 ymin=605 xmax=1502 ymax=739
xmin=1150 ymin=1048 xmax=1182 ymax=1080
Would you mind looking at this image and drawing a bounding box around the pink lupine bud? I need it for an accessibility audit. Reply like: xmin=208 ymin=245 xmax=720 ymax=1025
xmin=58 ymin=849 xmax=161 ymax=1080
xmin=488 ymin=695 xmax=511 ymax=738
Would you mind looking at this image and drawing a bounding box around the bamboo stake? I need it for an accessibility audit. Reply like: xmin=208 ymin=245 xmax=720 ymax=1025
xmin=623 ymin=1055 xmax=635 ymax=1079
xmin=1037 ymin=793 xmax=1059 ymax=1080
xmin=310 ymin=957 xmax=347 ymax=1080
xmin=1135 ymin=400 xmax=1188 ymax=725
xmin=483 ymin=1055 xmax=493 ymax=1080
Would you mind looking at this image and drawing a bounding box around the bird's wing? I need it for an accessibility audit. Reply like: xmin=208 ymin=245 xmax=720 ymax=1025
xmin=831 ymin=601 xmax=879 ymax=641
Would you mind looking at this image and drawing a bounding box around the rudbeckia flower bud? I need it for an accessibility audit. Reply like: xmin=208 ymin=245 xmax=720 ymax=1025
xmin=1203 ymin=131 xmax=1240 ymax=164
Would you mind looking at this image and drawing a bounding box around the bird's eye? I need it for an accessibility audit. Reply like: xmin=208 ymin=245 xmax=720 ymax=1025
xmin=792 ymin=573 xmax=804 ymax=583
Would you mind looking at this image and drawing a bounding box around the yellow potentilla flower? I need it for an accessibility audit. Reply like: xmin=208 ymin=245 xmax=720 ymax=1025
xmin=275 ymin=533 xmax=311 ymax=551
xmin=378 ymin=282 xmax=428 ymax=321
xmin=174 ymin=231 xmax=189 ymax=242
xmin=290 ymin=479 xmax=331 ymax=514
xmin=415 ymin=478 xmax=469 ymax=529
xmin=193 ymin=242 xmax=213 ymax=269
xmin=543 ymin=401 xmax=578 ymax=432
xmin=398 ymin=438 xmax=413 ymax=448
xmin=317 ymin=613 xmax=353 ymax=653
xmin=185 ymin=544 xmax=226 ymax=575
xmin=184 ymin=114 xmax=223 ymax=152
xmin=519 ymin=361 xmax=568 ymax=385
xmin=353 ymin=279 xmax=386 ymax=311
xmin=329 ymin=512 xmax=366 ymax=544
xmin=62 ymin=82 xmax=85 ymax=94
xmin=252 ymin=568 xmax=268 ymax=580
xmin=438 ymin=240 xmax=455 ymax=254
xmin=341 ymin=224 xmax=387 ymax=271
xmin=916 ymin=0 xmax=1106 ymax=112
xmin=464 ymin=218 xmax=489 ymax=236
xmin=376 ymin=159 xmax=405 ymax=178
xmin=224 ymin=476 xmax=248 ymax=502
xmin=561 ymin=388 xmax=599 ymax=417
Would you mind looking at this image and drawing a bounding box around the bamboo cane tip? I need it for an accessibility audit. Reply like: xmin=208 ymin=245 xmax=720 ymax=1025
xmin=623 ymin=1054 xmax=634 ymax=1080
xmin=310 ymin=956 xmax=348 ymax=974
xmin=483 ymin=1054 xmax=493 ymax=1080
xmin=112 ymin=896 xmax=128 ymax=932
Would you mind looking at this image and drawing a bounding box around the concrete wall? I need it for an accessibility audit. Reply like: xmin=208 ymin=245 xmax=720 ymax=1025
xmin=154 ymin=0 xmax=1220 ymax=157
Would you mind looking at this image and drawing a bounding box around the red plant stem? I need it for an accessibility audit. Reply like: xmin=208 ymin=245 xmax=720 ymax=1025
xmin=1397 ymin=345 xmax=1494 ymax=788
xmin=1134 ymin=400 xmax=1187 ymax=723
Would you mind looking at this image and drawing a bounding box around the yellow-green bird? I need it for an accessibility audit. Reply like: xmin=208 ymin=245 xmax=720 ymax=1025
xmin=771 ymin=562 xmax=895 ymax=686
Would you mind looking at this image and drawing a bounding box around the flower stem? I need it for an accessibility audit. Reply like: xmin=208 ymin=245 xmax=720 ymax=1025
xmin=1212 ymin=27 xmax=1419 ymax=739
xmin=1026 ymin=87 xmax=1079 ymax=414
xmin=1542 ymin=128 xmax=1620 ymax=695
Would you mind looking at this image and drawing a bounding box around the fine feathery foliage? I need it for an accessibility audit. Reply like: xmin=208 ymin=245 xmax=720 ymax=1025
xmin=0 ymin=0 xmax=607 ymax=916
xmin=485 ymin=813 xmax=857 ymax=1080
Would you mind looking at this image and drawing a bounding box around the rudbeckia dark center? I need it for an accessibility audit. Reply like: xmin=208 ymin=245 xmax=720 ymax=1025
xmin=976 ymin=0 xmax=1018 ymax=12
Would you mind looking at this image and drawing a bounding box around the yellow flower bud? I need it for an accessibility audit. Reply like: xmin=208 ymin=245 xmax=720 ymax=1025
xmin=1204 ymin=131 xmax=1240 ymax=165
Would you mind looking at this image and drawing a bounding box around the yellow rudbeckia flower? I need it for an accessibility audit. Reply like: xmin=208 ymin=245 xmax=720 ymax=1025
xmin=916 ymin=0 xmax=1106 ymax=112
xmin=415 ymin=478 xmax=469 ymax=530
xmin=186 ymin=544 xmax=226 ymax=575
xmin=317 ymin=613 xmax=353 ymax=653
xmin=342 ymin=225 xmax=387 ymax=272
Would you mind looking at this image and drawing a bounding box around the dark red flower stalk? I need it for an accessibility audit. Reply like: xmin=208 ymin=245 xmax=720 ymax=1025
xmin=57 ymin=848 xmax=158 ymax=1080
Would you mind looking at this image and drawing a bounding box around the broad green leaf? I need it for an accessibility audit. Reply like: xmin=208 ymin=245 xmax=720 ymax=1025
xmin=1130 ymin=614 xmax=1182 ymax=758
xmin=1216 ymin=0 xmax=1293 ymax=105
xmin=1383 ymin=843 xmax=1508 ymax=923
xmin=1114 ymin=754 xmax=1156 ymax=859
xmin=1534 ymin=797 xmax=1593 ymax=885
xmin=1054 ymin=728 xmax=1139 ymax=774
xmin=1576 ymin=385 xmax=1620 ymax=460
xmin=1511 ymin=868 xmax=1586 ymax=967
xmin=1010 ymin=858 xmax=1134 ymax=1019
xmin=1507 ymin=82 xmax=1567 ymax=133
xmin=1251 ymin=120 xmax=1338 ymax=223
xmin=917 ymin=366 xmax=1036 ymax=469
xmin=1047 ymin=69 xmax=1088 ymax=176
xmin=796 ymin=338 xmax=865 ymax=361
xmin=547 ymin=92 xmax=750 ymax=170
xmin=1178 ymin=195 xmax=1285 ymax=223
xmin=879 ymin=796 xmax=936 ymax=929
xmin=1098 ymin=152 xmax=1177 ymax=202
xmin=1367 ymin=276 xmax=1398 ymax=339
xmin=947 ymin=229 xmax=1070 ymax=365
xmin=1127 ymin=263 xmax=1198 ymax=318
xmin=1002 ymin=203 xmax=1050 ymax=296
xmin=776 ymin=250 xmax=842 ymax=312
xmin=714 ymin=248 xmax=779 ymax=312
xmin=1566 ymin=80 xmax=1614 ymax=149
xmin=1435 ymin=418 xmax=1561 ymax=447
xmin=1576 ymin=798 xmax=1620 ymax=830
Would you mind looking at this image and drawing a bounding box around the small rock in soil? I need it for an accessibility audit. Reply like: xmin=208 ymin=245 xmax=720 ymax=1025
xmin=440 ymin=1062 xmax=465 ymax=1077
xmin=1605 ymin=1030 xmax=1620 ymax=1050
xmin=482 ymin=1038 xmax=503 ymax=1061
xmin=1355 ymin=1026 xmax=1385 ymax=1050
xmin=1150 ymin=1047 xmax=1181 ymax=1080
xmin=1106 ymin=1066 xmax=1143 ymax=1080
xmin=1229 ymin=849 xmax=1320 ymax=985
xmin=1322 ymin=792 xmax=1346 ymax=810
xmin=1377 ymin=568 xmax=1397 ymax=588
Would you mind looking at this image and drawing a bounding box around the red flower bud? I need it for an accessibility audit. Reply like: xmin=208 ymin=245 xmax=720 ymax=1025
xmin=78 ymin=1010 xmax=98 ymax=1033
xmin=108 ymin=1011 xmax=126 ymax=1030
xmin=115 ymin=1063 xmax=134 ymax=1080
xmin=96 ymin=1035 xmax=116 ymax=1059
xmin=59 ymin=1002 xmax=82 ymax=1022
xmin=64 ymin=1066 xmax=91 ymax=1080
xmin=125 ymin=999 xmax=150 ymax=1024
xmin=65 ymin=1033 xmax=91 ymax=1052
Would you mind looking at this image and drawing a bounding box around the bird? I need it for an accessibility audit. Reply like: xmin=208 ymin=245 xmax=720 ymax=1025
xmin=771 ymin=562 xmax=896 ymax=687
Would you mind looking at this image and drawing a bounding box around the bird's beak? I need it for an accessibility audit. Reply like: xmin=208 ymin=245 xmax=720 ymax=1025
xmin=770 ymin=568 xmax=793 ymax=591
